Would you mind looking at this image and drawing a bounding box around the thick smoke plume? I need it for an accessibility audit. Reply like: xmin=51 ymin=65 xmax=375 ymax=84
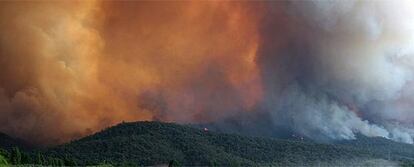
xmin=260 ymin=0 xmax=414 ymax=143
xmin=0 ymin=1 xmax=414 ymax=145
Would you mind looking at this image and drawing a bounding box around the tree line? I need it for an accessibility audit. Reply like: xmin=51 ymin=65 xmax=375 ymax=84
xmin=0 ymin=147 xmax=77 ymax=166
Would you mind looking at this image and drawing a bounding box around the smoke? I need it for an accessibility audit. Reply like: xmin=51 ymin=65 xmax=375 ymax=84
xmin=0 ymin=1 xmax=414 ymax=145
xmin=258 ymin=0 xmax=414 ymax=143
xmin=0 ymin=1 xmax=262 ymax=145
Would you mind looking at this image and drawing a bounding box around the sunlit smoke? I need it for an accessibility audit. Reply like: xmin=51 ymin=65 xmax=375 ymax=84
xmin=0 ymin=1 xmax=414 ymax=145
xmin=259 ymin=0 xmax=414 ymax=143
xmin=0 ymin=1 xmax=262 ymax=145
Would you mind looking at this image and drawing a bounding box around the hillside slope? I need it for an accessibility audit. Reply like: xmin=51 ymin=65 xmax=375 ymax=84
xmin=337 ymin=135 xmax=414 ymax=162
xmin=46 ymin=121 xmax=399 ymax=166
xmin=0 ymin=132 xmax=30 ymax=151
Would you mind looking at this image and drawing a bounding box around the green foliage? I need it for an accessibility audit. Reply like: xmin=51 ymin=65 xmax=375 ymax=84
xmin=36 ymin=152 xmax=44 ymax=165
xmin=0 ymin=146 xmax=76 ymax=166
xmin=46 ymin=121 xmax=412 ymax=166
xmin=0 ymin=148 xmax=9 ymax=161
xmin=0 ymin=133 xmax=29 ymax=151
xmin=337 ymin=134 xmax=414 ymax=162
xmin=2 ymin=121 xmax=414 ymax=166
xmin=10 ymin=147 xmax=21 ymax=165
xmin=402 ymin=163 xmax=414 ymax=167
xmin=168 ymin=160 xmax=180 ymax=167
xmin=0 ymin=154 xmax=8 ymax=166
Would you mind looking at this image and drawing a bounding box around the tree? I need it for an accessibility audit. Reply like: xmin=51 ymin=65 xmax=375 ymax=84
xmin=21 ymin=151 xmax=31 ymax=164
xmin=64 ymin=154 xmax=77 ymax=166
xmin=0 ymin=148 xmax=9 ymax=162
xmin=0 ymin=155 xmax=8 ymax=166
xmin=169 ymin=160 xmax=181 ymax=167
xmin=36 ymin=152 xmax=44 ymax=165
xmin=10 ymin=147 xmax=21 ymax=165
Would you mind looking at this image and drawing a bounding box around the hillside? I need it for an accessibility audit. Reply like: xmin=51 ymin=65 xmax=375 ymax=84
xmin=0 ymin=121 xmax=412 ymax=166
xmin=0 ymin=154 xmax=7 ymax=166
xmin=0 ymin=132 xmax=30 ymax=151
xmin=337 ymin=134 xmax=414 ymax=162
xmin=45 ymin=121 xmax=407 ymax=166
xmin=198 ymin=121 xmax=414 ymax=164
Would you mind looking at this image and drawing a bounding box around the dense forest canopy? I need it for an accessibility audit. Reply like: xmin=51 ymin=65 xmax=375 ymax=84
xmin=1 ymin=121 xmax=413 ymax=166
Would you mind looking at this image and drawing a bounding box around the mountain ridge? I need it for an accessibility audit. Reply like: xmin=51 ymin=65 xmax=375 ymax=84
xmin=0 ymin=132 xmax=31 ymax=151
xmin=0 ymin=121 xmax=413 ymax=166
xmin=45 ymin=121 xmax=414 ymax=166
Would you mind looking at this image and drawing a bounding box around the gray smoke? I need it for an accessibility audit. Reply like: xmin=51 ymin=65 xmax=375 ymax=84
xmin=1 ymin=1 xmax=414 ymax=145
xmin=257 ymin=0 xmax=414 ymax=143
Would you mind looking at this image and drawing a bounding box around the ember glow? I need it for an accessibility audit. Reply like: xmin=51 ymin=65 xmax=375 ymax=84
xmin=1 ymin=1 xmax=414 ymax=145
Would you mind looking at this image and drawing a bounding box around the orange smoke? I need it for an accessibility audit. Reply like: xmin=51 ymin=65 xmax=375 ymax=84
xmin=0 ymin=1 xmax=264 ymax=145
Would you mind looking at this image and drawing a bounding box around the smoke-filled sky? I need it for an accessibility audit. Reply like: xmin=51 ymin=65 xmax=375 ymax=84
xmin=1 ymin=1 xmax=414 ymax=145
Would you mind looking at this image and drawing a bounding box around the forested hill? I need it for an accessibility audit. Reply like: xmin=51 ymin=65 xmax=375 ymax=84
xmin=45 ymin=121 xmax=408 ymax=166
xmin=1 ymin=121 xmax=413 ymax=166
xmin=337 ymin=134 xmax=414 ymax=162
xmin=0 ymin=132 xmax=30 ymax=151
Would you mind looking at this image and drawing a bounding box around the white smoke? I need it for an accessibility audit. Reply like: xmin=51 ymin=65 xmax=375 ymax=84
xmin=261 ymin=0 xmax=414 ymax=143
